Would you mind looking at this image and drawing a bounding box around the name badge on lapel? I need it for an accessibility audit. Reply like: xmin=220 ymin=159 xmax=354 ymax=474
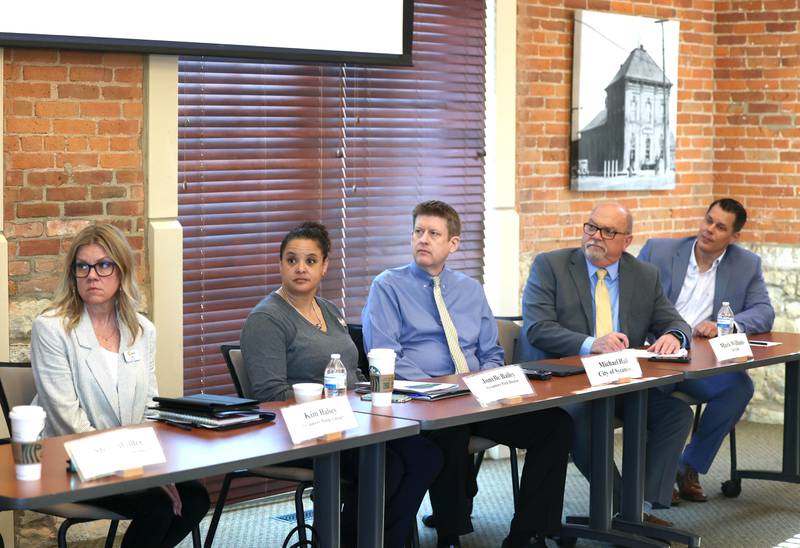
xmin=123 ymin=349 xmax=140 ymax=363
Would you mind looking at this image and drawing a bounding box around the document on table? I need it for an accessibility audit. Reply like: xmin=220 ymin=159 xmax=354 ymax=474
xmin=629 ymin=348 xmax=688 ymax=359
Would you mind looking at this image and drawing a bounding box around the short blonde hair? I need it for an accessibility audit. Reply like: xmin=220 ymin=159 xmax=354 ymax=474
xmin=47 ymin=224 xmax=143 ymax=341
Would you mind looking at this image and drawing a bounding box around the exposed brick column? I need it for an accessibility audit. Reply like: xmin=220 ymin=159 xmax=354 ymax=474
xmin=3 ymin=48 xmax=145 ymax=353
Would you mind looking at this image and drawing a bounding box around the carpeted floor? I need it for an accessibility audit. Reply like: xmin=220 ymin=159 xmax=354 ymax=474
xmin=61 ymin=420 xmax=800 ymax=547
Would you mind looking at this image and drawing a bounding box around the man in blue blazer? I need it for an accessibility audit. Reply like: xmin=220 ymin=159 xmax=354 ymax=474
xmin=639 ymin=198 xmax=774 ymax=502
xmin=518 ymin=202 xmax=693 ymax=524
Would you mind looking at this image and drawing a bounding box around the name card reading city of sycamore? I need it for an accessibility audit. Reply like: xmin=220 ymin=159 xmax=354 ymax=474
xmin=709 ymin=333 xmax=753 ymax=362
xmin=281 ymin=396 xmax=359 ymax=445
xmin=63 ymin=427 xmax=166 ymax=481
xmin=581 ymin=349 xmax=642 ymax=386
xmin=462 ymin=365 xmax=533 ymax=406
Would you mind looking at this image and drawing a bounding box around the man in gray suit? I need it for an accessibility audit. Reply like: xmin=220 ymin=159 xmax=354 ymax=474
xmin=517 ymin=202 xmax=693 ymax=524
xmin=639 ymin=198 xmax=774 ymax=502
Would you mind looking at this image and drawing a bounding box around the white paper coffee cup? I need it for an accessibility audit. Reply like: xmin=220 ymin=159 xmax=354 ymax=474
xmin=368 ymin=349 xmax=396 ymax=407
xmin=367 ymin=348 xmax=396 ymax=374
xmin=9 ymin=405 xmax=46 ymax=481
xmin=292 ymin=383 xmax=323 ymax=403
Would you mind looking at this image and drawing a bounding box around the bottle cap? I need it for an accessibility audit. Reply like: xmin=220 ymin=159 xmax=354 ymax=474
xmin=722 ymin=301 xmax=730 ymax=306
xmin=331 ymin=353 xmax=341 ymax=359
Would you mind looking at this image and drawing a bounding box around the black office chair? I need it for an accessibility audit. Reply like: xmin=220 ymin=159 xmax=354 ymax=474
xmin=205 ymin=345 xmax=315 ymax=548
xmin=0 ymin=362 xmax=125 ymax=548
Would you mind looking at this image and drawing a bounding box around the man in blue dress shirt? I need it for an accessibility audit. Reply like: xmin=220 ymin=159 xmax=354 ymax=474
xmin=362 ymin=200 xmax=572 ymax=548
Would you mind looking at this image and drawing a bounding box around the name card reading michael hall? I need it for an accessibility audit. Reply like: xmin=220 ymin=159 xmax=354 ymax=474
xmin=581 ymin=349 xmax=642 ymax=386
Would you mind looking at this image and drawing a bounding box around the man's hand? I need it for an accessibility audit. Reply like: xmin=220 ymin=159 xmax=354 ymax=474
xmin=591 ymin=332 xmax=630 ymax=354
xmin=693 ymin=320 xmax=718 ymax=338
xmin=648 ymin=333 xmax=682 ymax=355
xmin=160 ymin=483 xmax=182 ymax=516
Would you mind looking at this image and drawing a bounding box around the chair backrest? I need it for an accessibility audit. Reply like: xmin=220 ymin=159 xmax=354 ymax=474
xmin=220 ymin=344 xmax=250 ymax=399
xmin=347 ymin=323 xmax=370 ymax=379
xmin=0 ymin=362 xmax=35 ymax=437
xmin=496 ymin=317 xmax=522 ymax=365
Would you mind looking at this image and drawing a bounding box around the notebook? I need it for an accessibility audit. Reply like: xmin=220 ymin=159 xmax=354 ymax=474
xmin=152 ymin=393 xmax=259 ymax=414
xmin=146 ymin=408 xmax=274 ymax=430
xmin=519 ymin=361 xmax=585 ymax=377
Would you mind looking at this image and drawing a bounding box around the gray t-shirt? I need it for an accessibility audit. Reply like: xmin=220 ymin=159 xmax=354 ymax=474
xmin=240 ymin=292 xmax=362 ymax=402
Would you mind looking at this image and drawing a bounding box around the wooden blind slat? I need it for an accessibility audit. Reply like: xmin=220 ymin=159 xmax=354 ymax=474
xmin=178 ymin=0 xmax=487 ymax=406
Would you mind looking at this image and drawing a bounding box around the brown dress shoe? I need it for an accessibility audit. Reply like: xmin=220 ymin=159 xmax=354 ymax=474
xmin=676 ymin=465 xmax=708 ymax=502
xmin=671 ymin=488 xmax=681 ymax=506
xmin=643 ymin=512 xmax=674 ymax=528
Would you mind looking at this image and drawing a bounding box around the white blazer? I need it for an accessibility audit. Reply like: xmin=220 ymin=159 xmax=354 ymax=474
xmin=30 ymin=308 xmax=158 ymax=437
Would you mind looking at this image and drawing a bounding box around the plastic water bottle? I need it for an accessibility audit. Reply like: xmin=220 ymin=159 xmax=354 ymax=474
xmin=323 ymin=353 xmax=347 ymax=398
xmin=717 ymin=301 xmax=735 ymax=336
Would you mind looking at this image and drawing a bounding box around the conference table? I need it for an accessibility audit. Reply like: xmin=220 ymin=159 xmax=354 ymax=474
xmin=0 ymin=401 xmax=421 ymax=548
xmin=350 ymin=368 xmax=686 ymax=548
xmin=642 ymin=332 xmax=800 ymax=494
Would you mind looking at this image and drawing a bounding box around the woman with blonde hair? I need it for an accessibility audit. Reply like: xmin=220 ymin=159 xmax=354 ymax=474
xmin=31 ymin=223 xmax=209 ymax=548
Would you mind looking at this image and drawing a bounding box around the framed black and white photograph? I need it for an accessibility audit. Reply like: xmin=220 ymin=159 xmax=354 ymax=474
xmin=570 ymin=10 xmax=680 ymax=191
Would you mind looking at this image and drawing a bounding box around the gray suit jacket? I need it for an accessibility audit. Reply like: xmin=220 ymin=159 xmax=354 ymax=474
xmin=638 ymin=237 xmax=774 ymax=334
xmin=31 ymin=309 xmax=157 ymax=437
xmin=517 ymin=248 xmax=691 ymax=361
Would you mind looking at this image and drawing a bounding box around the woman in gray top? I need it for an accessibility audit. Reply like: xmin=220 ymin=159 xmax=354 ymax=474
xmin=241 ymin=222 xmax=441 ymax=548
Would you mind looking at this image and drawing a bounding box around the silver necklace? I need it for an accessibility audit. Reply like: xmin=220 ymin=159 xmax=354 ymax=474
xmin=277 ymin=287 xmax=323 ymax=330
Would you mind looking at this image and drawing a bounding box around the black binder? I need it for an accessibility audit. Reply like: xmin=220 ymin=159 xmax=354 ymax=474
xmin=153 ymin=393 xmax=259 ymax=415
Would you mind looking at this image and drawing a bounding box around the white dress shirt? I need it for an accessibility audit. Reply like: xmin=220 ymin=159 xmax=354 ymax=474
xmin=674 ymin=242 xmax=727 ymax=329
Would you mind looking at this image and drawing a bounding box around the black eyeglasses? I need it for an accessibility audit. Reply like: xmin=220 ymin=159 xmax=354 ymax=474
xmin=583 ymin=222 xmax=630 ymax=241
xmin=74 ymin=260 xmax=117 ymax=278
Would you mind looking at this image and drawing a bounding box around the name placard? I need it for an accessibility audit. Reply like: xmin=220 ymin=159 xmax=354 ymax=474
xmin=462 ymin=365 xmax=534 ymax=406
xmin=281 ymin=396 xmax=359 ymax=445
xmin=581 ymin=349 xmax=642 ymax=386
xmin=63 ymin=426 xmax=166 ymax=481
xmin=709 ymin=333 xmax=753 ymax=362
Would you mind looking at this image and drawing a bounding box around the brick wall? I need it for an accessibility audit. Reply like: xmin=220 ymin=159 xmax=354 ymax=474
xmin=2 ymin=48 xmax=145 ymax=348
xmin=517 ymin=0 xmax=800 ymax=256
xmin=714 ymin=0 xmax=800 ymax=245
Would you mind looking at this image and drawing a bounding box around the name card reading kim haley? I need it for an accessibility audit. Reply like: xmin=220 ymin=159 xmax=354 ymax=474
xmin=63 ymin=426 xmax=166 ymax=481
xmin=581 ymin=349 xmax=642 ymax=386
xmin=462 ymin=365 xmax=534 ymax=406
xmin=709 ymin=333 xmax=753 ymax=362
xmin=281 ymin=396 xmax=359 ymax=445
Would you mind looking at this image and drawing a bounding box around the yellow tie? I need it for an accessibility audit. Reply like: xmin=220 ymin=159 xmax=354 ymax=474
xmin=595 ymin=268 xmax=613 ymax=338
xmin=432 ymin=276 xmax=470 ymax=374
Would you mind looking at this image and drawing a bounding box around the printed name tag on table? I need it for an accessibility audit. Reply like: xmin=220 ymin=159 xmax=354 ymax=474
xmin=581 ymin=349 xmax=642 ymax=386
xmin=709 ymin=333 xmax=753 ymax=362
xmin=64 ymin=426 xmax=166 ymax=481
xmin=463 ymin=365 xmax=534 ymax=406
xmin=281 ymin=396 xmax=359 ymax=445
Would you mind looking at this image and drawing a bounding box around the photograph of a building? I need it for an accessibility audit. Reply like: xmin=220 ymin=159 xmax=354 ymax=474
xmin=570 ymin=10 xmax=680 ymax=191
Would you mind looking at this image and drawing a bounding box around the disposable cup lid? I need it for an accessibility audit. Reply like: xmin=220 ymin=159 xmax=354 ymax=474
xmin=368 ymin=348 xmax=396 ymax=357
xmin=292 ymin=383 xmax=323 ymax=392
xmin=9 ymin=405 xmax=46 ymax=420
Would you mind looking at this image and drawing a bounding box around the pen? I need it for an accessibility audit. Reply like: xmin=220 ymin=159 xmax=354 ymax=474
xmin=749 ymin=341 xmax=769 ymax=346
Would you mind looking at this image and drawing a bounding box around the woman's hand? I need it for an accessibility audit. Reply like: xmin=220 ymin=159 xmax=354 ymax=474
xmin=160 ymin=483 xmax=182 ymax=516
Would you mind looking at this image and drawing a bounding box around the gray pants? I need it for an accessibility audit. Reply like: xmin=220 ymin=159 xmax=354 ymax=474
xmin=563 ymin=387 xmax=692 ymax=508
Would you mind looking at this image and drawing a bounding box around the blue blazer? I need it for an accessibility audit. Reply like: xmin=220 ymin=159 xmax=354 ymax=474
xmin=638 ymin=236 xmax=774 ymax=334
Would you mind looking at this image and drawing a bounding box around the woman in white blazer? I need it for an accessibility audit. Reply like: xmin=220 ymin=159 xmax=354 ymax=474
xmin=31 ymin=224 xmax=209 ymax=548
